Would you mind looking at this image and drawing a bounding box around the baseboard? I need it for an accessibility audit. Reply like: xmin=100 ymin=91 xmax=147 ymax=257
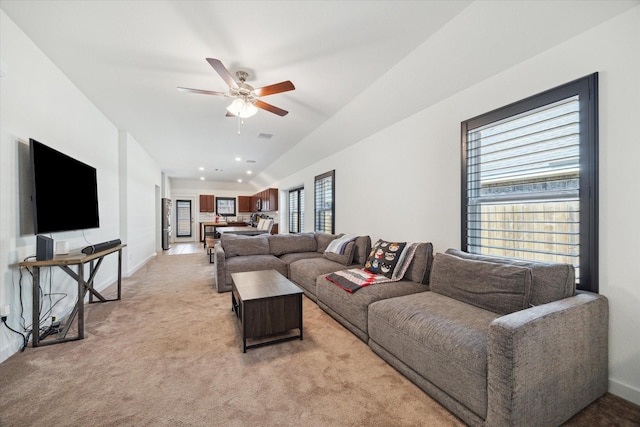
xmin=609 ymin=379 xmax=640 ymax=406
xmin=0 ymin=339 xmax=19 ymax=364
xmin=126 ymin=252 xmax=156 ymax=277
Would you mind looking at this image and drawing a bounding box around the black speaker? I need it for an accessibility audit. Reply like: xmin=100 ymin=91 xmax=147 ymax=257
xmin=36 ymin=235 xmax=54 ymax=261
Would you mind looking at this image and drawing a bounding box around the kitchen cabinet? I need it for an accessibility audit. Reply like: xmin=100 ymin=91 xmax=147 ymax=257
xmin=238 ymin=196 xmax=252 ymax=213
xmin=238 ymin=188 xmax=278 ymax=212
xmin=199 ymin=195 xmax=215 ymax=212
xmin=256 ymin=188 xmax=278 ymax=212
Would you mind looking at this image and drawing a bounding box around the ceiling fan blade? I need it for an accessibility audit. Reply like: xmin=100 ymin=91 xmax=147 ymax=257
xmin=206 ymin=58 xmax=238 ymax=89
xmin=177 ymin=87 xmax=228 ymax=96
xmin=253 ymin=81 xmax=295 ymax=97
xmin=255 ymin=100 xmax=289 ymax=116
xmin=225 ymin=111 xmax=236 ymax=117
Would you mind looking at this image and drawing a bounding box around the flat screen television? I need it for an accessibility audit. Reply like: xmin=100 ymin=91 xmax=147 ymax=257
xmin=30 ymin=138 xmax=100 ymax=234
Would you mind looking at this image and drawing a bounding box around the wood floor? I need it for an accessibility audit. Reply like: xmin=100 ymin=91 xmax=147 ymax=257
xmin=161 ymin=242 xmax=211 ymax=255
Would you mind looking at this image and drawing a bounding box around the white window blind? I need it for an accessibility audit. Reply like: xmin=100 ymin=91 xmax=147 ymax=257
xmin=462 ymin=73 xmax=599 ymax=292
xmin=314 ymin=171 xmax=334 ymax=234
xmin=289 ymin=187 xmax=304 ymax=233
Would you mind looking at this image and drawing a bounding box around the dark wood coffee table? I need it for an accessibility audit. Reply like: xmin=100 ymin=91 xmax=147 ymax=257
xmin=231 ymin=270 xmax=304 ymax=352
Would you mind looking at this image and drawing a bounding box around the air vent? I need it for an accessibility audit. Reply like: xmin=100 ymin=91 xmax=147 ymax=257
xmin=246 ymin=160 xmax=256 ymax=163
xmin=258 ymin=133 xmax=273 ymax=140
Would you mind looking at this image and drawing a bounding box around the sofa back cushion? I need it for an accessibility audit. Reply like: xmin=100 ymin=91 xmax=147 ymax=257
xmin=445 ymin=249 xmax=575 ymax=306
xmin=404 ymin=242 xmax=434 ymax=284
xmin=323 ymin=241 xmax=356 ymax=266
xmin=268 ymin=233 xmax=317 ymax=256
xmin=221 ymin=234 xmax=270 ymax=258
xmin=430 ymin=253 xmax=533 ymax=315
xmin=352 ymin=236 xmax=372 ymax=266
xmin=315 ymin=233 xmax=342 ymax=253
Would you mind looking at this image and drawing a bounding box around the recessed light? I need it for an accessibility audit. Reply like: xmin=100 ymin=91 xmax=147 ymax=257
xmin=200 ymin=177 xmax=205 ymax=181
xmin=235 ymin=157 xmax=242 ymax=162
xmin=237 ymin=179 xmax=243 ymax=183
xmin=247 ymin=170 xmax=252 ymax=175
xmin=198 ymin=166 xmax=204 ymax=171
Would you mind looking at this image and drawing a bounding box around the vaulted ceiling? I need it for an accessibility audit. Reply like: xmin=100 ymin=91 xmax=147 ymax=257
xmin=2 ymin=1 xmax=636 ymax=186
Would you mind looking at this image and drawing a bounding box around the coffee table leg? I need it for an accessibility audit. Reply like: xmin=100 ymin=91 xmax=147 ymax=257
xmin=299 ymin=294 xmax=303 ymax=341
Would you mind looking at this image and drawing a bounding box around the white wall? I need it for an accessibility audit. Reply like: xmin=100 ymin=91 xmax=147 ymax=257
xmin=271 ymin=5 xmax=640 ymax=404
xmin=0 ymin=11 xmax=161 ymax=362
xmin=119 ymin=131 xmax=161 ymax=273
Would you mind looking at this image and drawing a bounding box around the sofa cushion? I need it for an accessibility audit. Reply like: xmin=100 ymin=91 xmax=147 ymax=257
xmin=352 ymin=236 xmax=372 ymax=266
xmin=368 ymin=292 xmax=500 ymax=419
xmin=225 ymin=255 xmax=287 ymax=286
xmin=445 ymin=249 xmax=576 ymax=306
xmin=317 ymin=275 xmax=428 ymax=341
xmin=404 ymin=242 xmax=433 ymax=284
xmin=364 ymin=240 xmax=407 ymax=278
xmin=268 ymin=233 xmax=317 ymax=256
xmin=430 ymin=253 xmax=533 ymax=315
xmin=323 ymin=241 xmax=355 ymax=266
xmin=278 ymin=251 xmax=323 ymax=265
xmin=221 ymin=234 xmax=270 ymax=258
xmin=315 ymin=232 xmax=342 ymax=253
xmin=289 ymin=257 xmax=353 ymax=300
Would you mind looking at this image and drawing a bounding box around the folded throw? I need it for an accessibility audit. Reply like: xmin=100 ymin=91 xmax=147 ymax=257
xmin=326 ymin=243 xmax=419 ymax=292
xmin=325 ymin=234 xmax=357 ymax=255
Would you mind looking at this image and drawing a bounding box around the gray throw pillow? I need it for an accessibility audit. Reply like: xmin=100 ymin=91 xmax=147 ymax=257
xmin=430 ymin=253 xmax=533 ymax=315
xmin=323 ymin=241 xmax=355 ymax=266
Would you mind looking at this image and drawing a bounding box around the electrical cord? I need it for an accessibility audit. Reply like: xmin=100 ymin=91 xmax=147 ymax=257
xmin=1 ymin=316 xmax=28 ymax=352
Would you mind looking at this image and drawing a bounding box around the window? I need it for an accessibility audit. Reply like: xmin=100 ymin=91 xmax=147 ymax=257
xmin=176 ymin=200 xmax=192 ymax=237
xmin=461 ymin=73 xmax=598 ymax=292
xmin=216 ymin=197 xmax=236 ymax=217
xmin=289 ymin=187 xmax=304 ymax=233
xmin=314 ymin=170 xmax=335 ymax=234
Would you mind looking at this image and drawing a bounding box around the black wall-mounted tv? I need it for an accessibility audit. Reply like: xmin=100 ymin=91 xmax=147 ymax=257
xmin=30 ymin=138 xmax=100 ymax=234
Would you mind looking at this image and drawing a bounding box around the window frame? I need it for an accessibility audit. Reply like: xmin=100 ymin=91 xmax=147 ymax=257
xmin=314 ymin=170 xmax=335 ymax=234
xmin=288 ymin=186 xmax=304 ymax=233
xmin=461 ymin=73 xmax=598 ymax=292
xmin=216 ymin=197 xmax=236 ymax=217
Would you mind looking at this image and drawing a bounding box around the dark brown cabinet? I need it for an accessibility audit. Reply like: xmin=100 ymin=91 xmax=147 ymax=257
xmin=238 ymin=196 xmax=252 ymax=213
xmin=257 ymin=188 xmax=278 ymax=212
xmin=236 ymin=189 xmax=279 ymax=213
xmin=199 ymin=195 xmax=215 ymax=212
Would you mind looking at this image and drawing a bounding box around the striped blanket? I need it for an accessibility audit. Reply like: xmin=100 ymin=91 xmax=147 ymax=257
xmin=326 ymin=243 xmax=419 ymax=293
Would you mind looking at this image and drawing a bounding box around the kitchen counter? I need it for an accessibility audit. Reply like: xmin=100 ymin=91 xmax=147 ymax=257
xmin=199 ymin=221 xmax=247 ymax=242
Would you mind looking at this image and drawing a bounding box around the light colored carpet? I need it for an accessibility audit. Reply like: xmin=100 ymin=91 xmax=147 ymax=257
xmin=1 ymin=249 xmax=638 ymax=426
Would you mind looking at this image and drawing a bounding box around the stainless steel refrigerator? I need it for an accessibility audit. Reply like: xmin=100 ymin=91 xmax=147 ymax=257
xmin=161 ymin=198 xmax=172 ymax=250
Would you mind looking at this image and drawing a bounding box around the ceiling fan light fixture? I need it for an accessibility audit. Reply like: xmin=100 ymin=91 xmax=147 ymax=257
xmin=227 ymin=97 xmax=258 ymax=118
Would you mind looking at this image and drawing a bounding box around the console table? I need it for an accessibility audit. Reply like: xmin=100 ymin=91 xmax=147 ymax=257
xmin=19 ymin=244 xmax=126 ymax=347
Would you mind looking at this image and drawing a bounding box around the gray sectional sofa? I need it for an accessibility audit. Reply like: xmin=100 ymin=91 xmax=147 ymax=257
xmin=212 ymin=233 xmax=608 ymax=427
xmin=213 ymin=232 xmax=372 ymax=294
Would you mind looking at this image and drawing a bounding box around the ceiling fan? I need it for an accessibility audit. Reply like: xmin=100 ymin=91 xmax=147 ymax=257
xmin=178 ymin=58 xmax=295 ymax=118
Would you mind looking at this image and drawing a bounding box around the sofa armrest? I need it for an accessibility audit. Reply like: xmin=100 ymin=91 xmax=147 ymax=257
xmin=213 ymin=244 xmax=227 ymax=293
xmin=486 ymin=291 xmax=608 ymax=427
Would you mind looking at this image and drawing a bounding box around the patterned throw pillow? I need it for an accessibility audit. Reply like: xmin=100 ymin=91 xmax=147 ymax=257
xmin=364 ymin=239 xmax=407 ymax=278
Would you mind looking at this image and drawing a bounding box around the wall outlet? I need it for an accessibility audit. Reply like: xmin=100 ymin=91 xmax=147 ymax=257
xmin=0 ymin=305 xmax=10 ymax=317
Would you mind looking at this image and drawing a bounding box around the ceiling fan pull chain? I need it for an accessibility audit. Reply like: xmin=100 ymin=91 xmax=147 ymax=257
xmin=237 ymin=114 xmax=241 ymax=135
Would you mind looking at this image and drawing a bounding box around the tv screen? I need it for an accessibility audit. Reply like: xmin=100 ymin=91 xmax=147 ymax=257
xmin=30 ymin=139 xmax=100 ymax=234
